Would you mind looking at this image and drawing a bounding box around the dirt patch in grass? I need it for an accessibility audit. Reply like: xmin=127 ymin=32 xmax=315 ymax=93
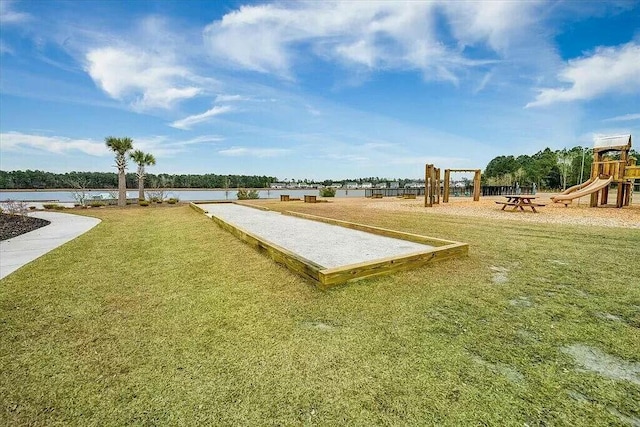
xmin=490 ymin=266 xmax=509 ymax=284
xmin=562 ymin=344 xmax=640 ymax=385
xmin=0 ymin=214 xmax=50 ymax=241
xmin=471 ymin=355 xmax=525 ymax=384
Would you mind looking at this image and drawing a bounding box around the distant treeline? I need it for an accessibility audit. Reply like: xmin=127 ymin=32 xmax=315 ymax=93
xmin=483 ymin=146 xmax=638 ymax=189
xmin=0 ymin=170 xmax=277 ymax=189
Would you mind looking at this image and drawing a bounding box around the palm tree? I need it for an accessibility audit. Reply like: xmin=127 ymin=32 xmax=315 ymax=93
xmin=130 ymin=149 xmax=156 ymax=200
xmin=105 ymin=136 xmax=133 ymax=207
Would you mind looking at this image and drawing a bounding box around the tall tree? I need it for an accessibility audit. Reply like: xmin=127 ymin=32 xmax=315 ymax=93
xmin=105 ymin=136 xmax=133 ymax=207
xmin=129 ymin=150 xmax=156 ymax=200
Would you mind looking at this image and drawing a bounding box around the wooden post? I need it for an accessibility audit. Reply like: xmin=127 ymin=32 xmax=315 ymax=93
xmin=617 ymin=151 xmax=628 ymax=208
xmin=443 ymin=169 xmax=450 ymax=203
xmin=425 ymin=164 xmax=435 ymax=207
xmin=424 ymin=164 xmax=430 ymax=207
xmin=590 ymin=153 xmax=601 ymax=207
xmin=435 ymin=168 xmax=440 ymax=204
xmin=473 ymin=170 xmax=481 ymax=201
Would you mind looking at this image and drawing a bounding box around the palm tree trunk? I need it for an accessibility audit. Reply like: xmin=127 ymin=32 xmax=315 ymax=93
xmin=138 ymin=166 xmax=145 ymax=200
xmin=118 ymin=169 xmax=126 ymax=207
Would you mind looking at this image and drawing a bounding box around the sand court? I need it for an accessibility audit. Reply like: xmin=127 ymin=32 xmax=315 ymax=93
xmin=195 ymin=202 xmax=467 ymax=287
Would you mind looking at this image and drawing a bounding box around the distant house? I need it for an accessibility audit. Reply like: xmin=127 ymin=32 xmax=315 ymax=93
xmin=388 ymin=181 xmax=400 ymax=189
xmin=345 ymin=182 xmax=359 ymax=189
xmin=270 ymin=182 xmax=288 ymax=189
xmin=405 ymin=182 xmax=423 ymax=188
xmin=360 ymin=182 xmax=373 ymax=189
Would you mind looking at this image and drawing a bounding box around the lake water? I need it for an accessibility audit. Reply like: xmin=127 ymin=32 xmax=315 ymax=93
xmin=0 ymin=188 xmax=366 ymax=202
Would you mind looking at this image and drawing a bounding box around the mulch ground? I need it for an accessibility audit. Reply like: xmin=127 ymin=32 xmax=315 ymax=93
xmin=0 ymin=214 xmax=51 ymax=241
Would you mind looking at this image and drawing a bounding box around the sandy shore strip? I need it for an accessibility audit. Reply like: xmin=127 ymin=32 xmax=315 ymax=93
xmin=198 ymin=203 xmax=433 ymax=269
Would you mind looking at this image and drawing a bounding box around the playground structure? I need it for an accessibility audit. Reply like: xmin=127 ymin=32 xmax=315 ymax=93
xmin=425 ymin=165 xmax=481 ymax=207
xmin=551 ymin=134 xmax=638 ymax=208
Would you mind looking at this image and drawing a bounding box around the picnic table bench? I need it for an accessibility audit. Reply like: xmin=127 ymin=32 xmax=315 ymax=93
xmin=496 ymin=195 xmax=545 ymax=213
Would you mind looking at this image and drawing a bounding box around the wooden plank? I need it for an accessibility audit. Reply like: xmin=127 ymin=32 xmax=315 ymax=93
xmin=319 ymin=243 xmax=468 ymax=287
xmin=189 ymin=202 xmax=219 ymax=214
xmin=209 ymin=214 xmax=323 ymax=283
xmin=624 ymin=166 xmax=640 ymax=178
xmin=282 ymin=211 xmax=460 ymax=247
xmin=280 ymin=194 xmax=290 ymax=201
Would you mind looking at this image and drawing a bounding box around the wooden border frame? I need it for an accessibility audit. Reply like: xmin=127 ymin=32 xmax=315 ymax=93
xmin=192 ymin=203 xmax=468 ymax=289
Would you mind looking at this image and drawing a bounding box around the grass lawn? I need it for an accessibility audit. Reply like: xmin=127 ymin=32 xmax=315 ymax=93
xmin=1 ymin=203 xmax=639 ymax=426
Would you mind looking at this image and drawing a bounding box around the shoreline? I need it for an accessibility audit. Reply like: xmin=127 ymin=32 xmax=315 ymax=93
xmin=0 ymin=187 xmax=288 ymax=192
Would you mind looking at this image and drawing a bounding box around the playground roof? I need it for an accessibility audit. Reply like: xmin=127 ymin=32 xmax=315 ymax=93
xmin=593 ymin=134 xmax=631 ymax=151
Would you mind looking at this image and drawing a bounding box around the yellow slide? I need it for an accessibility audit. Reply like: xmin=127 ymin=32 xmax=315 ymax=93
xmin=551 ymin=176 xmax=613 ymax=204
xmin=556 ymin=176 xmax=595 ymax=196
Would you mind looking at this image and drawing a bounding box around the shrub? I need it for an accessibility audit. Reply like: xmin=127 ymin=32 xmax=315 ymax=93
xmin=29 ymin=206 xmax=37 ymax=210
xmin=167 ymin=198 xmax=178 ymax=204
xmin=89 ymin=201 xmax=105 ymax=208
xmin=3 ymin=200 xmax=29 ymax=218
xmin=138 ymin=200 xmax=150 ymax=206
xmin=156 ymin=200 xmax=163 ymax=204
xmin=43 ymin=204 xmax=58 ymax=210
xmin=53 ymin=205 xmax=65 ymax=210
xmin=237 ymin=188 xmax=260 ymax=200
xmin=319 ymin=187 xmax=336 ymax=197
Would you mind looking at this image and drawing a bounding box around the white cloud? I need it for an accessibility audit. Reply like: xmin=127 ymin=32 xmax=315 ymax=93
xmin=203 ymin=1 xmax=541 ymax=81
xmin=215 ymin=94 xmax=250 ymax=102
xmin=527 ymin=42 xmax=640 ymax=107
xmin=170 ymin=105 xmax=234 ymax=130
xmin=603 ymin=113 xmax=640 ymax=122
xmin=85 ymin=46 xmax=202 ymax=110
xmin=127 ymin=135 xmax=224 ymax=157
xmin=0 ymin=132 xmax=108 ymax=156
xmin=218 ymin=146 xmax=291 ymax=158
xmin=0 ymin=40 xmax=13 ymax=55
xmin=0 ymin=1 xmax=31 ymax=25
xmin=0 ymin=132 xmax=223 ymax=158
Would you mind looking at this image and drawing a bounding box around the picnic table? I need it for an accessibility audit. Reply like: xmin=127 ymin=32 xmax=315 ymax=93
xmin=496 ymin=195 xmax=545 ymax=213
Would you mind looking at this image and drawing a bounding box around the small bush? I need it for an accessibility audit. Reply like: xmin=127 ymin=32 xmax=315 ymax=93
xmin=3 ymin=200 xmax=29 ymax=218
xmin=237 ymin=188 xmax=260 ymax=200
xmin=53 ymin=205 xmax=65 ymax=210
xmin=156 ymin=200 xmax=163 ymax=204
xmin=167 ymin=198 xmax=178 ymax=204
xmin=319 ymin=187 xmax=336 ymax=197
xmin=43 ymin=204 xmax=58 ymax=210
xmin=89 ymin=201 xmax=105 ymax=208
xmin=29 ymin=206 xmax=37 ymax=210
xmin=138 ymin=200 xmax=150 ymax=207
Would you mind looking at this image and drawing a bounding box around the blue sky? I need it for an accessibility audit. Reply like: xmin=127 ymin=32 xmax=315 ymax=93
xmin=1 ymin=0 xmax=639 ymax=180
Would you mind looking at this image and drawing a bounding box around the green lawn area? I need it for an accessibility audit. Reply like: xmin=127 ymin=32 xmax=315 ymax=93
xmin=1 ymin=204 xmax=639 ymax=426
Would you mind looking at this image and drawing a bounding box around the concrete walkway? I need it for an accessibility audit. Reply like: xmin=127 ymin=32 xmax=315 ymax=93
xmin=0 ymin=211 xmax=101 ymax=280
